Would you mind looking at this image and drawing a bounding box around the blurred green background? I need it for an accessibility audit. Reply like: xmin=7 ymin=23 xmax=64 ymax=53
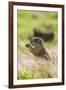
xmin=17 ymin=10 xmax=58 ymax=80
xmin=17 ymin=10 xmax=58 ymax=52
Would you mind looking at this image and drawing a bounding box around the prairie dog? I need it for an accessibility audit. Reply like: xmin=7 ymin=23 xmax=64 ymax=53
xmin=26 ymin=37 xmax=51 ymax=60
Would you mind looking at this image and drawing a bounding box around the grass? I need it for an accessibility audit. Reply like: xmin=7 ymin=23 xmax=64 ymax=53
xmin=17 ymin=65 xmax=54 ymax=80
xmin=17 ymin=52 xmax=57 ymax=80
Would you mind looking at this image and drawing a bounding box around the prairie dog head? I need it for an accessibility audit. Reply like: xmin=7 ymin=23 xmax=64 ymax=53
xmin=30 ymin=37 xmax=44 ymax=48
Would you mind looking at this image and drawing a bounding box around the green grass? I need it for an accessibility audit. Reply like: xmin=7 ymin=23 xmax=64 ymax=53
xmin=17 ymin=57 xmax=57 ymax=80
xmin=17 ymin=65 xmax=54 ymax=80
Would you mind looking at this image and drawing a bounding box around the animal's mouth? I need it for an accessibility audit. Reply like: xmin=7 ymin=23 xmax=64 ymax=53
xmin=26 ymin=44 xmax=31 ymax=48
